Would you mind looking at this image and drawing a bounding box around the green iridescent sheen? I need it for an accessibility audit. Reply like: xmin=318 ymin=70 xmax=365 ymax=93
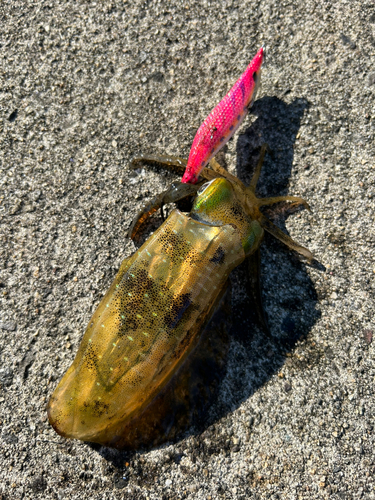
xmin=192 ymin=179 xmax=233 ymax=214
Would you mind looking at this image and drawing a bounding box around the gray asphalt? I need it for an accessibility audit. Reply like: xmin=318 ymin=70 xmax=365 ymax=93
xmin=1 ymin=1 xmax=374 ymax=499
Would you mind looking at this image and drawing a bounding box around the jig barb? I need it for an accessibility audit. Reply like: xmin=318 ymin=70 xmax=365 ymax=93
xmin=181 ymin=47 xmax=264 ymax=184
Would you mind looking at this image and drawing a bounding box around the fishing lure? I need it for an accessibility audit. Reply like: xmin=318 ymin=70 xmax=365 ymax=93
xmin=48 ymin=48 xmax=313 ymax=449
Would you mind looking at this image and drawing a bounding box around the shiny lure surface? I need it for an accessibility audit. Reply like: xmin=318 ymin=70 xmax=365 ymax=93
xmin=47 ymin=49 xmax=314 ymax=449
xmin=182 ymin=46 xmax=264 ymax=184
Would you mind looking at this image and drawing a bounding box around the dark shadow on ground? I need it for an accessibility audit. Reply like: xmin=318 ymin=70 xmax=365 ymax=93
xmin=232 ymin=96 xmax=315 ymax=338
xmin=92 ymin=96 xmax=322 ymax=477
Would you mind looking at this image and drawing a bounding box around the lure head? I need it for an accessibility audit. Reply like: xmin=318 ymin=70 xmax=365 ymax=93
xmin=248 ymin=47 xmax=263 ymax=106
xmin=190 ymin=178 xmax=263 ymax=256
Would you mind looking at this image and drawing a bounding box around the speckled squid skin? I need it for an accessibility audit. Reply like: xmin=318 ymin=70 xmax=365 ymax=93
xmin=47 ymin=179 xmax=263 ymax=447
xmin=182 ymin=47 xmax=264 ymax=184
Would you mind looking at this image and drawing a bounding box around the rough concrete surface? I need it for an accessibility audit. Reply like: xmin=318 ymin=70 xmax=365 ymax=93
xmin=1 ymin=0 xmax=374 ymax=499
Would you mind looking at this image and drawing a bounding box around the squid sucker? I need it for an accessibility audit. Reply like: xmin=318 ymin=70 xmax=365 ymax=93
xmin=47 ymin=48 xmax=314 ymax=450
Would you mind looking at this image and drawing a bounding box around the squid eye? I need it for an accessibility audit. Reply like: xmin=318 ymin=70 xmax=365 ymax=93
xmin=197 ymin=179 xmax=215 ymax=196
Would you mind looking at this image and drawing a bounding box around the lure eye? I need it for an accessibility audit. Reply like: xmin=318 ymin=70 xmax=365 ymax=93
xmin=253 ymin=71 xmax=258 ymax=83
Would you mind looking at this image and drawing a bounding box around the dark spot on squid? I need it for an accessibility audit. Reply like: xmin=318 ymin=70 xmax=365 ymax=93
xmin=164 ymin=293 xmax=192 ymax=330
xmin=210 ymin=246 xmax=226 ymax=265
xmin=92 ymin=400 xmax=110 ymax=417
xmin=230 ymin=203 xmax=243 ymax=217
xmin=121 ymin=318 xmax=138 ymax=334
xmin=133 ymin=269 xmax=154 ymax=292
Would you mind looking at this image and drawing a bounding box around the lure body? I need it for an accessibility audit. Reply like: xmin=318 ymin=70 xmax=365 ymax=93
xmin=182 ymin=47 xmax=264 ymax=184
